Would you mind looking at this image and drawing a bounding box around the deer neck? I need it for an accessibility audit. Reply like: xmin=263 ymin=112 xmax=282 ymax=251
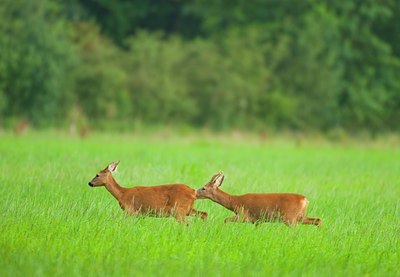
xmin=105 ymin=176 xmax=125 ymax=201
xmin=210 ymin=189 xmax=236 ymax=211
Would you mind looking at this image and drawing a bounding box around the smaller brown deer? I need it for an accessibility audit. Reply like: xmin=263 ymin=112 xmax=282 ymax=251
xmin=88 ymin=161 xmax=207 ymax=223
xmin=197 ymin=172 xmax=321 ymax=226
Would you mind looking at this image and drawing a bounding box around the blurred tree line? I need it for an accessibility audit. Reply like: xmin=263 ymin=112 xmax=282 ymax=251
xmin=0 ymin=0 xmax=399 ymax=132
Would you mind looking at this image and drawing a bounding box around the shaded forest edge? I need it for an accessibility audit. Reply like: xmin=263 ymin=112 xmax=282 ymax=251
xmin=1 ymin=0 xmax=399 ymax=133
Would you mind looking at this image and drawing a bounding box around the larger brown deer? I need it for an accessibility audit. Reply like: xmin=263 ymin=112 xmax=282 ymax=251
xmin=88 ymin=161 xmax=207 ymax=223
xmin=197 ymin=172 xmax=321 ymax=226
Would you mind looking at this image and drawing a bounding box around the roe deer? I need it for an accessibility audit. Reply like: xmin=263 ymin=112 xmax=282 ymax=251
xmin=88 ymin=161 xmax=207 ymax=223
xmin=197 ymin=172 xmax=321 ymax=226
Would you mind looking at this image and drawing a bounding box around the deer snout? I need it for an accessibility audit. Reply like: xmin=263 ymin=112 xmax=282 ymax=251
xmin=88 ymin=182 xmax=94 ymax=187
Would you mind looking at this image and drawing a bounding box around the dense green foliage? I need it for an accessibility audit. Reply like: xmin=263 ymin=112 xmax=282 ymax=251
xmin=0 ymin=0 xmax=399 ymax=131
xmin=0 ymin=133 xmax=399 ymax=275
xmin=0 ymin=0 xmax=75 ymax=126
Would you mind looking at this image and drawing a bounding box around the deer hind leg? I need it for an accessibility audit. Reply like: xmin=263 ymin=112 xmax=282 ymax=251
xmin=173 ymin=208 xmax=190 ymax=224
xmin=283 ymin=218 xmax=299 ymax=227
xmin=189 ymin=209 xmax=208 ymax=220
xmin=298 ymin=198 xmax=322 ymax=226
xmin=302 ymin=217 xmax=322 ymax=226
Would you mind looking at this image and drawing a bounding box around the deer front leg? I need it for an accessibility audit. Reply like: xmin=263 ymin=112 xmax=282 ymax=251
xmin=189 ymin=209 xmax=208 ymax=220
xmin=122 ymin=205 xmax=140 ymax=217
xmin=174 ymin=208 xmax=189 ymax=224
xmin=224 ymin=215 xmax=240 ymax=223
xmin=302 ymin=217 xmax=322 ymax=226
xmin=224 ymin=212 xmax=252 ymax=223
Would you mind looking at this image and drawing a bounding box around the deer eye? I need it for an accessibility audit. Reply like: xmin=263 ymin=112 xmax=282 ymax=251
xmin=96 ymin=174 xmax=99 ymax=178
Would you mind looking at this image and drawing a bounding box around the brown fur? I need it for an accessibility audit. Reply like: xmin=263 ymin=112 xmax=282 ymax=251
xmin=197 ymin=172 xmax=321 ymax=226
xmin=88 ymin=162 xmax=207 ymax=223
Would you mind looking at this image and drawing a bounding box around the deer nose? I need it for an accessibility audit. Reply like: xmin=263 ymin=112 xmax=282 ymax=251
xmin=88 ymin=182 xmax=93 ymax=187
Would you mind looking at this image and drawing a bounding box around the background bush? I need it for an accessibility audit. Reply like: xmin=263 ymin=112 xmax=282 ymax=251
xmin=0 ymin=0 xmax=75 ymax=127
xmin=0 ymin=0 xmax=399 ymax=132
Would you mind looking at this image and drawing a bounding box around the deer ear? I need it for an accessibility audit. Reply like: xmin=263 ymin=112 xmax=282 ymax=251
xmin=108 ymin=161 xmax=120 ymax=173
xmin=214 ymin=172 xmax=224 ymax=188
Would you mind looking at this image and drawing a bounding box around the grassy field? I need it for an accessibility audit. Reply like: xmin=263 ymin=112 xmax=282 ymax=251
xmin=0 ymin=132 xmax=399 ymax=276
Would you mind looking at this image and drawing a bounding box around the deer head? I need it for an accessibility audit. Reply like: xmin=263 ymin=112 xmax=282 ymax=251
xmin=196 ymin=171 xmax=224 ymax=199
xmin=88 ymin=161 xmax=119 ymax=187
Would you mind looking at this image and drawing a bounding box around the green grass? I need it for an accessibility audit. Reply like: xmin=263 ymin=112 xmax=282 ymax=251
xmin=0 ymin=132 xmax=399 ymax=276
